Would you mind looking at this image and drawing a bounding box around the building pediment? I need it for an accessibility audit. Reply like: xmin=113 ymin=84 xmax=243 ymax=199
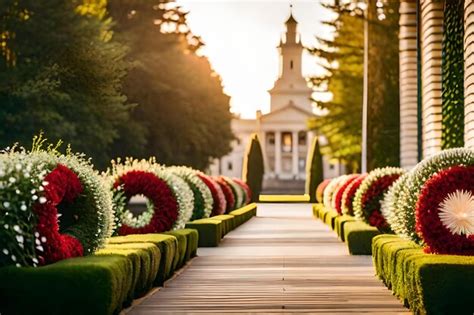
xmin=260 ymin=103 xmax=313 ymax=123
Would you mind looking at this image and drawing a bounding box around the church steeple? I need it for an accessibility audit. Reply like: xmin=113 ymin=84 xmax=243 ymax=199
xmin=268 ymin=4 xmax=312 ymax=113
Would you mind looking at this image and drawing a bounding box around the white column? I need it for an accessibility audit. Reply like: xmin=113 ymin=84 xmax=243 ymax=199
xmin=292 ymin=131 xmax=298 ymax=177
xmin=275 ymin=131 xmax=282 ymax=177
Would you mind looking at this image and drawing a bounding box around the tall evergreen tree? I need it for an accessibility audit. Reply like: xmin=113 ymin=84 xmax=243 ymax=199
xmin=0 ymin=0 xmax=132 ymax=168
xmin=108 ymin=0 xmax=234 ymax=170
xmin=305 ymin=137 xmax=324 ymax=203
xmin=242 ymin=133 xmax=264 ymax=203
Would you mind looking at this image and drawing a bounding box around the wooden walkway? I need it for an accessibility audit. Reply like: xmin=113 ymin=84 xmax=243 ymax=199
xmin=128 ymin=204 xmax=409 ymax=314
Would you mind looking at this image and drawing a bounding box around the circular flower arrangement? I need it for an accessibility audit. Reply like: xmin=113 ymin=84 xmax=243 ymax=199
xmin=168 ymin=166 xmax=213 ymax=220
xmin=323 ymin=175 xmax=347 ymax=210
xmin=197 ymin=172 xmax=226 ymax=216
xmin=232 ymin=178 xmax=252 ymax=205
xmin=396 ymin=148 xmax=474 ymax=244
xmin=353 ymin=167 xmax=405 ymax=231
xmin=415 ymin=166 xmax=474 ymax=255
xmin=0 ymin=147 xmax=114 ymax=267
xmin=214 ymin=176 xmax=235 ymax=212
xmin=333 ymin=174 xmax=360 ymax=214
xmin=316 ymin=179 xmax=331 ymax=204
xmin=381 ymin=172 xmax=414 ymax=239
xmin=106 ymin=158 xmax=191 ymax=235
xmin=341 ymin=174 xmax=366 ymax=216
xmin=222 ymin=176 xmax=245 ymax=209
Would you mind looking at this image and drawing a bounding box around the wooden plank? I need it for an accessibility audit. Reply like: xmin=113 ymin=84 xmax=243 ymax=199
xmin=127 ymin=204 xmax=409 ymax=314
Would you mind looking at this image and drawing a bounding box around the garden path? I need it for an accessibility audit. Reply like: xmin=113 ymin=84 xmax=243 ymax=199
xmin=128 ymin=204 xmax=409 ymax=314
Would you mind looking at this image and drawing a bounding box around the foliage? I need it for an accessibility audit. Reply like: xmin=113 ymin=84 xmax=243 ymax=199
xmin=305 ymin=137 xmax=324 ymax=203
xmin=242 ymin=133 xmax=264 ymax=202
xmin=0 ymin=142 xmax=114 ymax=267
xmin=442 ymin=0 xmax=465 ymax=149
xmin=0 ymin=0 xmax=132 ymax=169
xmin=108 ymin=0 xmax=234 ymax=169
xmin=308 ymin=5 xmax=363 ymax=168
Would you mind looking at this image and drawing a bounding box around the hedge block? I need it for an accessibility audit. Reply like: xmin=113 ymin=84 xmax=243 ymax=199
xmin=229 ymin=203 xmax=257 ymax=226
xmin=185 ymin=220 xmax=222 ymax=247
xmin=107 ymin=234 xmax=178 ymax=285
xmin=164 ymin=229 xmax=199 ymax=267
xmin=99 ymin=243 xmax=160 ymax=298
xmin=312 ymin=204 xmax=323 ymax=218
xmin=324 ymin=210 xmax=338 ymax=230
xmin=209 ymin=214 xmax=235 ymax=236
xmin=372 ymin=235 xmax=474 ymax=314
xmin=343 ymin=221 xmax=380 ymax=255
xmin=0 ymin=255 xmax=132 ymax=315
xmin=335 ymin=215 xmax=356 ymax=242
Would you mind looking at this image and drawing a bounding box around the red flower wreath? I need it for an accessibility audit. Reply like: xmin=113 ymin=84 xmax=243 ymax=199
xmin=34 ymin=164 xmax=84 ymax=265
xmin=214 ymin=176 xmax=235 ymax=213
xmin=334 ymin=174 xmax=360 ymax=214
xmin=232 ymin=178 xmax=252 ymax=205
xmin=360 ymin=174 xmax=401 ymax=231
xmin=341 ymin=174 xmax=367 ymax=216
xmin=115 ymin=171 xmax=178 ymax=235
xmin=416 ymin=166 xmax=474 ymax=255
xmin=316 ymin=179 xmax=331 ymax=204
xmin=197 ymin=173 xmax=227 ymax=216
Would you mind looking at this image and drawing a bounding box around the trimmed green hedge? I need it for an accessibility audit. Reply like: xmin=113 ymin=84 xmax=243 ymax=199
xmin=186 ymin=219 xmax=223 ymax=247
xmin=164 ymin=229 xmax=198 ymax=265
xmin=324 ymin=210 xmax=338 ymax=230
xmin=0 ymin=255 xmax=132 ymax=315
xmin=343 ymin=221 xmax=380 ymax=255
xmin=229 ymin=203 xmax=257 ymax=226
xmin=107 ymin=234 xmax=178 ymax=285
xmin=373 ymin=235 xmax=474 ymax=314
xmin=210 ymin=214 xmax=236 ymax=236
xmin=334 ymin=215 xmax=356 ymax=242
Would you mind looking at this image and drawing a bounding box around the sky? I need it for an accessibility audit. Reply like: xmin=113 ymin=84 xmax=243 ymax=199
xmin=175 ymin=0 xmax=336 ymax=118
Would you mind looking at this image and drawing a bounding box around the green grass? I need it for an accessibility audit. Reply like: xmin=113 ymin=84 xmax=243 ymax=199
xmin=107 ymin=234 xmax=178 ymax=285
xmin=185 ymin=219 xmax=222 ymax=247
xmin=343 ymin=221 xmax=380 ymax=255
xmin=373 ymin=235 xmax=474 ymax=314
xmin=259 ymin=194 xmax=310 ymax=203
xmin=164 ymin=229 xmax=199 ymax=267
xmin=0 ymin=255 xmax=132 ymax=315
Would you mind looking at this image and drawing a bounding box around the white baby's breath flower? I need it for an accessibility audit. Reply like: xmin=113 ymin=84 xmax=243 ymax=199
xmin=3 ymin=201 xmax=10 ymax=208
xmin=39 ymin=197 xmax=47 ymax=204
xmin=438 ymin=190 xmax=474 ymax=236
xmin=20 ymin=204 xmax=27 ymax=211
xmin=2 ymin=248 xmax=8 ymax=255
xmin=16 ymin=235 xmax=24 ymax=243
xmin=13 ymin=225 xmax=21 ymax=233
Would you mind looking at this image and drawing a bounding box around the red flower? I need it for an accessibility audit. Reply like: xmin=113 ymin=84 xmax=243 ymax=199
xmin=342 ymin=174 xmax=367 ymax=216
xmin=34 ymin=164 xmax=84 ymax=265
xmin=334 ymin=174 xmax=360 ymax=214
xmin=232 ymin=178 xmax=252 ymax=205
xmin=316 ymin=179 xmax=331 ymax=203
xmin=116 ymin=170 xmax=179 ymax=235
xmin=197 ymin=173 xmax=227 ymax=216
xmin=416 ymin=166 xmax=474 ymax=255
xmin=214 ymin=176 xmax=235 ymax=213
xmin=360 ymin=174 xmax=401 ymax=231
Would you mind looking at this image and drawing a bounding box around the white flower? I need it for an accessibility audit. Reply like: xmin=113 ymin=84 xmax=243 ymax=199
xmin=39 ymin=197 xmax=47 ymax=204
xmin=13 ymin=225 xmax=21 ymax=233
xmin=36 ymin=245 xmax=44 ymax=252
xmin=15 ymin=163 xmax=22 ymax=171
xmin=2 ymin=248 xmax=8 ymax=255
xmin=20 ymin=204 xmax=27 ymax=211
xmin=41 ymin=236 xmax=47 ymax=243
xmin=11 ymin=255 xmax=16 ymax=262
xmin=3 ymin=201 xmax=10 ymax=208
xmin=438 ymin=190 xmax=474 ymax=236
xmin=32 ymin=195 xmax=38 ymax=201
xmin=4 ymin=224 xmax=8 ymax=229
xmin=16 ymin=235 xmax=24 ymax=243
xmin=8 ymin=177 xmax=16 ymax=183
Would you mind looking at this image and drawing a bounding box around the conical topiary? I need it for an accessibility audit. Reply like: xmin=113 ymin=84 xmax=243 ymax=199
xmin=305 ymin=137 xmax=324 ymax=203
xmin=242 ymin=133 xmax=264 ymax=202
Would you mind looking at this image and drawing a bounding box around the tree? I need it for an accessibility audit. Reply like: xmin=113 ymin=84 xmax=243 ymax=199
xmin=308 ymin=4 xmax=364 ymax=170
xmin=0 ymin=0 xmax=133 ymax=169
xmin=305 ymin=137 xmax=324 ymax=203
xmin=108 ymin=0 xmax=234 ymax=170
xmin=242 ymin=133 xmax=264 ymax=202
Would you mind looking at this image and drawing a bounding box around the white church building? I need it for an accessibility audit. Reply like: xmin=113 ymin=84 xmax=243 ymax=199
xmin=211 ymin=11 xmax=343 ymax=188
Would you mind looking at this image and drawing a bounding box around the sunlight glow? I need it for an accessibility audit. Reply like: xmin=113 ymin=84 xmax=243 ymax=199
xmin=176 ymin=0 xmax=336 ymax=118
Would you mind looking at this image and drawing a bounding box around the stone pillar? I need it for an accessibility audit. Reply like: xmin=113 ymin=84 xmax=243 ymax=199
xmin=399 ymin=0 xmax=419 ymax=168
xmin=292 ymin=131 xmax=298 ymax=177
xmin=275 ymin=131 xmax=282 ymax=177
